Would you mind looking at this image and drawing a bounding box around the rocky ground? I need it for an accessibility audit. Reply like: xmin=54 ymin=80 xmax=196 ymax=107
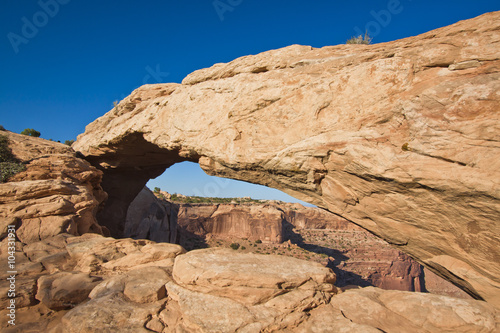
xmin=176 ymin=200 xmax=470 ymax=298
xmin=1 ymin=233 xmax=497 ymax=333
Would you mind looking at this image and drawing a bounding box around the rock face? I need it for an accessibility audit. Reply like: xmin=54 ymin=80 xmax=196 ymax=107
xmin=0 ymin=132 xmax=107 ymax=243
xmin=178 ymin=203 xmax=284 ymax=243
xmin=73 ymin=12 xmax=500 ymax=306
xmin=125 ymin=187 xmax=178 ymax=243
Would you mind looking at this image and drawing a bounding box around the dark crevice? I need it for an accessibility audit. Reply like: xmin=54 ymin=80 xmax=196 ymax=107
xmin=409 ymin=149 xmax=467 ymax=166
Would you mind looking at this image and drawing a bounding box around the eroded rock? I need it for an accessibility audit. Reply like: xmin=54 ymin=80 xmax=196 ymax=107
xmin=0 ymin=132 xmax=107 ymax=244
xmin=73 ymin=12 xmax=500 ymax=305
xmin=35 ymin=272 xmax=101 ymax=310
xmin=172 ymin=248 xmax=337 ymax=305
xmin=178 ymin=203 xmax=285 ymax=244
xmin=125 ymin=187 xmax=178 ymax=243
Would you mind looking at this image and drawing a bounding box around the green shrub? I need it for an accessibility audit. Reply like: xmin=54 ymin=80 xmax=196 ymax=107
xmin=20 ymin=128 xmax=41 ymax=137
xmin=240 ymin=246 xmax=246 ymax=250
xmin=1 ymin=162 xmax=26 ymax=182
xmin=230 ymin=243 xmax=240 ymax=250
xmin=0 ymin=125 xmax=5 ymax=131
xmin=64 ymin=140 xmax=75 ymax=146
xmin=0 ymin=135 xmax=15 ymax=162
xmin=153 ymin=187 xmax=161 ymax=193
xmin=346 ymin=32 xmax=372 ymax=45
xmin=0 ymin=135 xmax=25 ymax=182
xmin=255 ymin=239 xmax=262 ymax=244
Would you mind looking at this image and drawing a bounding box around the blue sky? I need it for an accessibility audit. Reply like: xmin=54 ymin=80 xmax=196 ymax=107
xmin=1 ymin=1 xmax=498 ymax=203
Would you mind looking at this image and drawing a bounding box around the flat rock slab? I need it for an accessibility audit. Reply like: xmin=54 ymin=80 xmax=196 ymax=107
xmin=173 ymin=248 xmax=336 ymax=305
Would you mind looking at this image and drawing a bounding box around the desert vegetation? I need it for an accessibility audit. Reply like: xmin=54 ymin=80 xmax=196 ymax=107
xmin=20 ymin=128 xmax=41 ymax=137
xmin=0 ymin=134 xmax=25 ymax=182
xmin=346 ymin=32 xmax=372 ymax=44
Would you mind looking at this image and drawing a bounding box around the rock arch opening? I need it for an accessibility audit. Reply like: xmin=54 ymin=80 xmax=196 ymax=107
xmin=73 ymin=20 xmax=500 ymax=307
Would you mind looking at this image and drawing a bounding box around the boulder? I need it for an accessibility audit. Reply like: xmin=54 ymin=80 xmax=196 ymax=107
xmin=172 ymin=248 xmax=336 ymax=305
xmin=65 ymin=234 xmax=185 ymax=274
xmin=35 ymin=272 xmax=101 ymax=310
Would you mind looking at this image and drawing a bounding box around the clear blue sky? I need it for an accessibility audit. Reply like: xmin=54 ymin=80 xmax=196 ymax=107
xmin=1 ymin=1 xmax=498 ymax=202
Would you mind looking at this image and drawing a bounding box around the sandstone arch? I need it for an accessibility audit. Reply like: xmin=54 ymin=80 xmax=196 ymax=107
xmin=74 ymin=12 xmax=500 ymax=307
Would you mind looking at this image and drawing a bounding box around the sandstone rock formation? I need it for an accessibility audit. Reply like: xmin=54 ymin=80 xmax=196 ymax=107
xmin=0 ymin=131 xmax=107 ymax=243
xmin=74 ymin=12 xmax=500 ymax=306
xmin=178 ymin=203 xmax=284 ymax=243
xmin=296 ymin=287 xmax=499 ymax=333
xmin=125 ymin=187 xmax=178 ymax=243
xmin=165 ymin=249 xmax=498 ymax=333
xmin=0 ymin=216 xmax=497 ymax=331
xmin=173 ymin=248 xmax=337 ymax=305
xmin=0 ymin=233 xmax=185 ymax=332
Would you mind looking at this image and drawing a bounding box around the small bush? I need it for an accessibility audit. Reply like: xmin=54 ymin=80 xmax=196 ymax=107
xmin=240 ymin=246 xmax=246 ymax=250
xmin=0 ymin=125 xmax=5 ymax=131
xmin=1 ymin=162 xmax=26 ymax=182
xmin=20 ymin=128 xmax=41 ymax=137
xmin=0 ymin=135 xmax=25 ymax=182
xmin=0 ymin=135 xmax=15 ymax=162
xmin=346 ymin=32 xmax=372 ymax=45
xmin=153 ymin=187 xmax=161 ymax=193
xmin=255 ymin=239 xmax=262 ymax=244
xmin=64 ymin=140 xmax=75 ymax=146
xmin=230 ymin=243 xmax=240 ymax=250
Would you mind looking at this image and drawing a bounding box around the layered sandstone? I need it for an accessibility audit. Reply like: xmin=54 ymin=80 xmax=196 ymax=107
xmin=0 ymin=131 xmax=107 ymax=243
xmin=0 ymin=233 xmax=185 ymax=332
xmin=178 ymin=203 xmax=284 ymax=243
xmin=1 ymin=233 xmax=496 ymax=333
xmin=73 ymin=12 xmax=500 ymax=305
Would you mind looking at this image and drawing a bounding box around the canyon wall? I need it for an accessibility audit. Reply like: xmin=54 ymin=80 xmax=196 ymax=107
xmin=74 ymin=12 xmax=500 ymax=306
xmin=176 ymin=200 xmax=469 ymax=296
xmin=178 ymin=203 xmax=284 ymax=243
